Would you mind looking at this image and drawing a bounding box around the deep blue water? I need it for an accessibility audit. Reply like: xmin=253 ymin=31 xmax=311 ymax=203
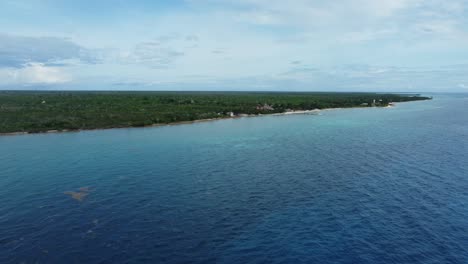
xmin=1 ymin=94 xmax=467 ymax=264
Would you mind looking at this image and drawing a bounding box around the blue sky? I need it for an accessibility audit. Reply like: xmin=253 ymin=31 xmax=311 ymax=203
xmin=0 ymin=0 xmax=467 ymax=91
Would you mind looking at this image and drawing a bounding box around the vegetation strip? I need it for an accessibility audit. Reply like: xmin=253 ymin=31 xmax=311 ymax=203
xmin=0 ymin=91 xmax=430 ymax=134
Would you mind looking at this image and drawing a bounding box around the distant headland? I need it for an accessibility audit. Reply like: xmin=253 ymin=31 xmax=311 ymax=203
xmin=0 ymin=91 xmax=431 ymax=135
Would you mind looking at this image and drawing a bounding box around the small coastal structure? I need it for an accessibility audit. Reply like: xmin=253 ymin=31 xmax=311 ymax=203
xmin=256 ymin=103 xmax=274 ymax=111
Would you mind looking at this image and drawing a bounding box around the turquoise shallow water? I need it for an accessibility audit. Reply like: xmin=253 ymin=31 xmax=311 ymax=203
xmin=0 ymin=94 xmax=467 ymax=263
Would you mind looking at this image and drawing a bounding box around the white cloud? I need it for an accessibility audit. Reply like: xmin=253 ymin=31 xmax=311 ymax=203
xmin=196 ymin=0 xmax=419 ymax=27
xmin=414 ymin=20 xmax=458 ymax=35
xmin=340 ymin=29 xmax=397 ymax=43
xmin=0 ymin=63 xmax=71 ymax=85
xmin=357 ymin=0 xmax=421 ymax=17
xmin=0 ymin=34 xmax=99 ymax=68
xmin=236 ymin=11 xmax=282 ymax=25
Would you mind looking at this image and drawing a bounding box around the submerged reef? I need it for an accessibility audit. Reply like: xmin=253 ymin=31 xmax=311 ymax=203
xmin=64 ymin=187 xmax=91 ymax=202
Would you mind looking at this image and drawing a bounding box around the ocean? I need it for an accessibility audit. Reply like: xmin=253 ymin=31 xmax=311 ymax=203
xmin=1 ymin=94 xmax=467 ymax=263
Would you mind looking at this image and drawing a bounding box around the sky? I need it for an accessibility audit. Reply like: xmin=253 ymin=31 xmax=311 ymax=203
xmin=0 ymin=0 xmax=467 ymax=92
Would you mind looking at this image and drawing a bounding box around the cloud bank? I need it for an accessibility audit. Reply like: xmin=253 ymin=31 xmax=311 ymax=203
xmin=0 ymin=0 xmax=467 ymax=91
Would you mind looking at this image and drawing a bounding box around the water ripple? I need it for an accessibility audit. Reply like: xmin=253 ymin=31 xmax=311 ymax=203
xmin=0 ymin=96 xmax=467 ymax=263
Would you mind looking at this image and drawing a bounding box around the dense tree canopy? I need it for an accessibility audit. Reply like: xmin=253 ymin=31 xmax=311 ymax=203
xmin=0 ymin=91 xmax=430 ymax=133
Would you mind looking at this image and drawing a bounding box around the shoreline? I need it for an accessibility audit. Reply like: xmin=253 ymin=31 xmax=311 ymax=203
xmin=0 ymin=104 xmax=396 ymax=136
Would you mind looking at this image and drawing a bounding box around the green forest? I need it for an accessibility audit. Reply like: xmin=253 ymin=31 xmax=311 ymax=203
xmin=0 ymin=91 xmax=430 ymax=134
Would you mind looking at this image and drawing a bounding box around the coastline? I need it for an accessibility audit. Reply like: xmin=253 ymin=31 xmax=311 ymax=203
xmin=0 ymin=104 xmax=399 ymax=137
